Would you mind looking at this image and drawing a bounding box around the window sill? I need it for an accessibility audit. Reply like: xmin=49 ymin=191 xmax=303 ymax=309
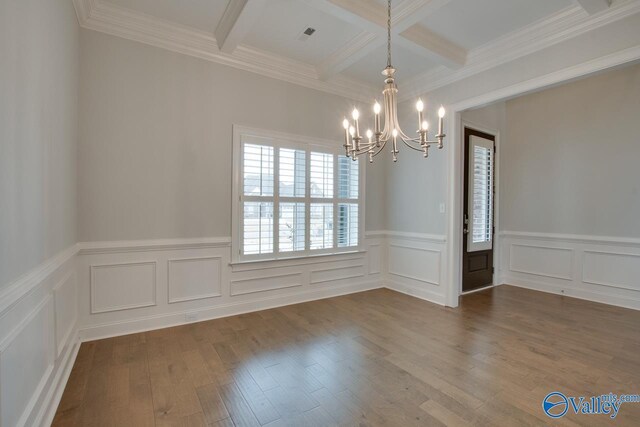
xmin=229 ymin=249 xmax=367 ymax=272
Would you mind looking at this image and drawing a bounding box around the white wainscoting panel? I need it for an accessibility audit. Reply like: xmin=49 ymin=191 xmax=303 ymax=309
xmin=53 ymin=272 xmax=77 ymax=357
xmin=500 ymin=232 xmax=640 ymax=310
xmin=168 ymin=256 xmax=222 ymax=303
xmin=310 ymin=257 xmax=365 ymax=285
xmin=582 ymin=250 xmax=640 ymax=291
xmin=389 ymin=244 xmax=441 ymax=285
xmin=509 ymin=243 xmax=573 ymax=280
xmin=368 ymin=243 xmax=382 ymax=275
xmin=77 ymin=237 xmax=384 ymax=340
xmin=230 ymin=273 xmax=303 ymax=296
xmin=382 ymin=232 xmax=447 ymax=306
xmin=90 ymin=261 xmax=157 ymax=313
xmin=0 ymin=244 xmax=79 ymax=427
xmin=0 ymin=297 xmax=55 ymax=427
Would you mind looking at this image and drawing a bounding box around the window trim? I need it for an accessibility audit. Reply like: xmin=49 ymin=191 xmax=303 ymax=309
xmin=231 ymin=125 xmax=365 ymax=264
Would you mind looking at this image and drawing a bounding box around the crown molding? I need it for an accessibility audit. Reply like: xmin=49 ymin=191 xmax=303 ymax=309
xmin=72 ymin=0 xmax=377 ymax=102
xmin=399 ymin=0 xmax=640 ymax=100
xmin=72 ymin=0 xmax=640 ymax=104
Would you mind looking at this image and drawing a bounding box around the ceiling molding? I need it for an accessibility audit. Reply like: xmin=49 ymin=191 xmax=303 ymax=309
xmin=317 ymin=32 xmax=383 ymax=80
xmin=399 ymin=0 xmax=640 ymax=100
xmin=215 ymin=0 xmax=267 ymax=53
xmin=574 ymin=0 xmax=611 ymax=15
xmin=72 ymin=0 xmax=377 ymax=102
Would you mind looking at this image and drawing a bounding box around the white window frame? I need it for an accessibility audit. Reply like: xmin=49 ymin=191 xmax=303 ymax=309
xmin=231 ymin=125 xmax=365 ymax=263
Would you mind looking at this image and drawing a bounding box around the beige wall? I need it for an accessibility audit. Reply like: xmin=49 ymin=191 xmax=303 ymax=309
xmin=502 ymin=62 xmax=640 ymax=237
xmin=78 ymin=30 xmax=385 ymax=242
xmin=0 ymin=0 xmax=79 ymax=289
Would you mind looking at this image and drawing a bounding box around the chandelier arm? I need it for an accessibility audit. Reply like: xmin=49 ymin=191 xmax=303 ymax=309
xmin=371 ymin=140 xmax=388 ymax=158
xmin=400 ymin=137 xmax=425 ymax=152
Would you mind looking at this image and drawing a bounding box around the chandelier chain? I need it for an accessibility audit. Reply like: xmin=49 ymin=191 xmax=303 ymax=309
xmin=387 ymin=0 xmax=392 ymax=67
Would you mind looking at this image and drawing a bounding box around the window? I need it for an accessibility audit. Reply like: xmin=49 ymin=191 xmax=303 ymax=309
xmin=233 ymin=126 xmax=363 ymax=262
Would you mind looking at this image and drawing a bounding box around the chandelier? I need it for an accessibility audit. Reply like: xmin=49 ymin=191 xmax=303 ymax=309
xmin=341 ymin=0 xmax=446 ymax=163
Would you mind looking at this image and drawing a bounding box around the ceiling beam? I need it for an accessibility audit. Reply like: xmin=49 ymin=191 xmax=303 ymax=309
xmin=398 ymin=24 xmax=466 ymax=69
xmin=215 ymin=0 xmax=267 ymax=53
xmin=574 ymin=0 xmax=611 ymax=14
xmin=308 ymin=0 xmax=465 ymax=79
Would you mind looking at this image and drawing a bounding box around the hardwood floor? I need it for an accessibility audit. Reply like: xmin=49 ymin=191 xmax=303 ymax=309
xmin=53 ymin=285 xmax=640 ymax=426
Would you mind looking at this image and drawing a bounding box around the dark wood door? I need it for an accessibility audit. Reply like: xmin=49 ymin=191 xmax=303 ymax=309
xmin=462 ymin=128 xmax=495 ymax=292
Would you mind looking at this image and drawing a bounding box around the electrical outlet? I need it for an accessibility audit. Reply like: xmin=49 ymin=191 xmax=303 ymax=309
xmin=185 ymin=312 xmax=199 ymax=322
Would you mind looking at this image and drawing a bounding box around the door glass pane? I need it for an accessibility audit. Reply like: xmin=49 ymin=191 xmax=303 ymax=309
xmin=471 ymin=142 xmax=494 ymax=246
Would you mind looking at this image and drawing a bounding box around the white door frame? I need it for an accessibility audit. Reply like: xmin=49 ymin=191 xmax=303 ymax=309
xmin=442 ymin=48 xmax=640 ymax=307
xmin=461 ymin=121 xmax=500 ymax=291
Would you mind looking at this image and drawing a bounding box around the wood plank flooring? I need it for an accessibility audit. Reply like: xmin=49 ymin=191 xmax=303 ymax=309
xmin=53 ymin=286 xmax=640 ymax=426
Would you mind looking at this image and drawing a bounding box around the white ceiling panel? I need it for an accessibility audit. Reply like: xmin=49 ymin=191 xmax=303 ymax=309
xmin=421 ymin=0 xmax=574 ymax=50
xmin=342 ymin=43 xmax=439 ymax=87
xmin=243 ymin=0 xmax=361 ymax=65
xmin=105 ymin=0 xmax=231 ymax=33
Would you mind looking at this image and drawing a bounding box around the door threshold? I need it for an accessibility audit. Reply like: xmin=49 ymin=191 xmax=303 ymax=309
xmin=461 ymin=283 xmax=499 ymax=295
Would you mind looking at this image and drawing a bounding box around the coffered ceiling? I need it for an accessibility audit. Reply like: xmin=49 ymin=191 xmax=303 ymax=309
xmin=73 ymin=0 xmax=640 ymax=101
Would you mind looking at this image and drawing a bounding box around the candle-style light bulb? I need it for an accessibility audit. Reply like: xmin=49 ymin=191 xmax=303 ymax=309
xmin=342 ymin=117 xmax=350 ymax=156
xmin=373 ymin=102 xmax=381 ymax=114
xmin=352 ymin=108 xmax=360 ymax=138
xmin=416 ymin=99 xmax=425 ymax=132
xmin=366 ymin=129 xmax=373 ymax=141
xmin=349 ymin=126 xmax=355 ymax=137
xmin=422 ymin=121 xmax=429 ymax=131
xmin=373 ymin=101 xmax=381 ymax=134
xmin=392 ymin=129 xmax=399 ymax=162
xmin=437 ymin=105 xmax=445 ymax=137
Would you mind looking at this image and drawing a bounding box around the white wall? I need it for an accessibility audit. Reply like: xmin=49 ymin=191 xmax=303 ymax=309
xmin=503 ymin=63 xmax=640 ymax=237
xmin=0 ymin=1 xmax=80 ymax=426
xmin=78 ymin=30 xmax=386 ymax=242
xmin=0 ymin=0 xmax=78 ymax=290
xmin=75 ymin=29 xmax=386 ymax=340
xmin=497 ymin=62 xmax=640 ymax=309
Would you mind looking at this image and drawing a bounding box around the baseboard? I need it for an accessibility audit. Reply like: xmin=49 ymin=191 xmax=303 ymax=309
xmin=502 ymin=276 xmax=640 ymax=311
xmin=37 ymin=331 xmax=81 ymax=427
xmin=384 ymin=280 xmax=446 ymax=306
xmin=80 ymin=280 xmax=383 ymax=341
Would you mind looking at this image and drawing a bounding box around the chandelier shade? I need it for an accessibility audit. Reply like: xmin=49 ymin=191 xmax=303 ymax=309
xmin=341 ymin=0 xmax=446 ymax=163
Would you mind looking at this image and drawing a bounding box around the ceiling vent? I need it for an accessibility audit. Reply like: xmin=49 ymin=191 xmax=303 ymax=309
xmin=298 ymin=27 xmax=316 ymax=41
